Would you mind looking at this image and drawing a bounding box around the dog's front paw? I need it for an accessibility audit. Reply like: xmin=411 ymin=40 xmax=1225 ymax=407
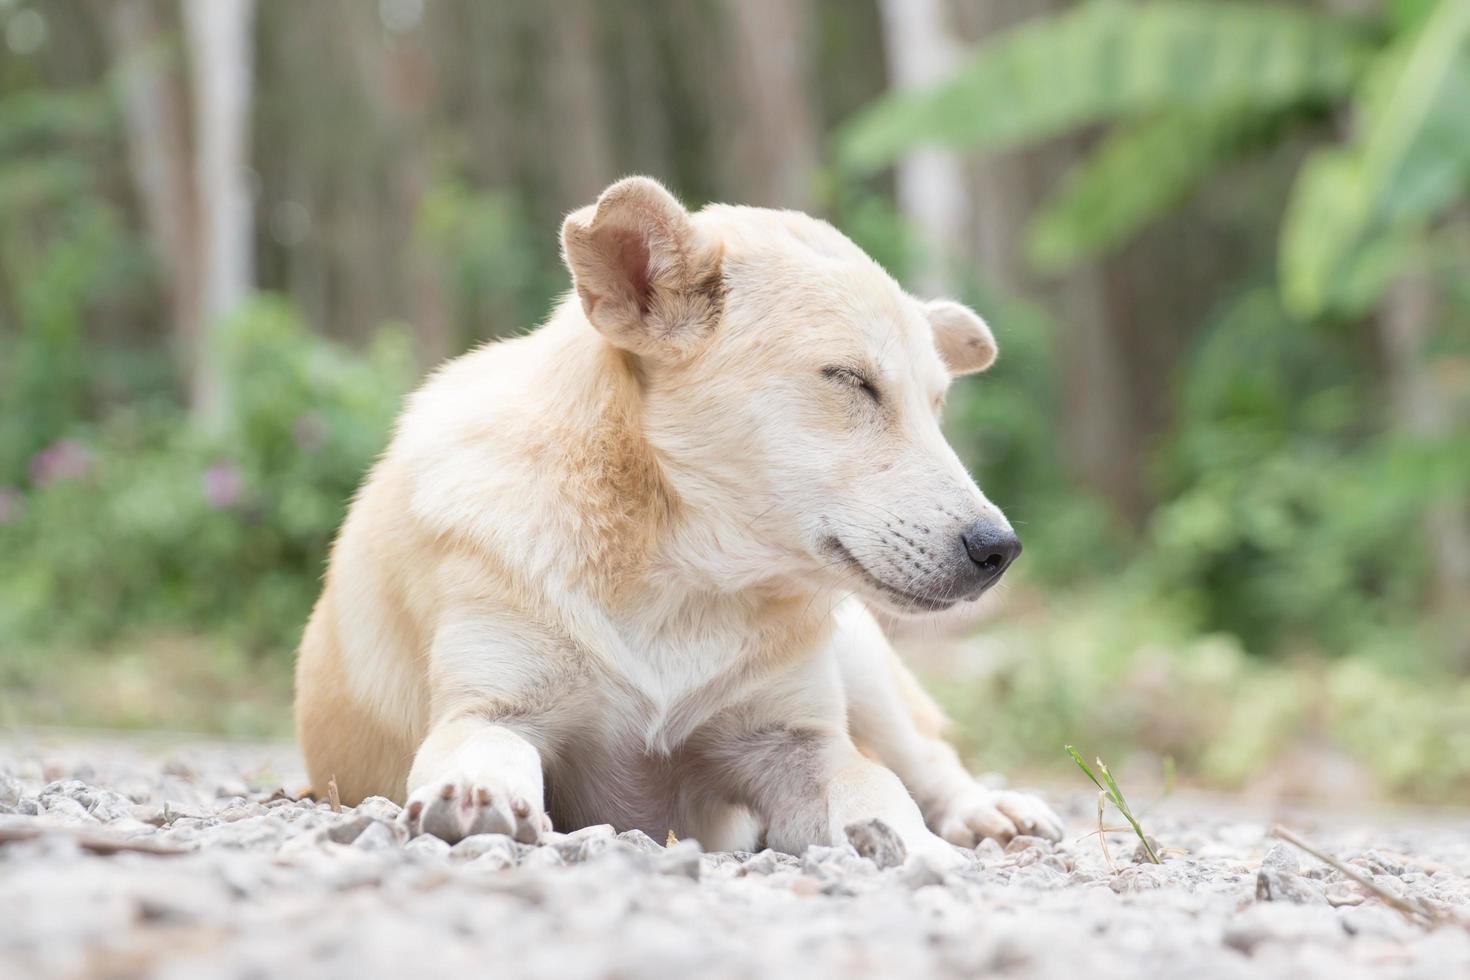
xmin=932 ymin=786 xmax=1063 ymax=847
xmin=401 ymin=774 xmax=549 ymax=845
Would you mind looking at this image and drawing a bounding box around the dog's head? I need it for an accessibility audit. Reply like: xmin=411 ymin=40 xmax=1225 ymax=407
xmin=562 ymin=177 xmax=1017 ymax=614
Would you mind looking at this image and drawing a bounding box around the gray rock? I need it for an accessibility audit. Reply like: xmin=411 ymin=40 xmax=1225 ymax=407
xmin=404 ymin=833 xmax=451 ymax=859
xmin=1262 ymin=841 xmax=1300 ymax=875
xmin=616 ymin=828 xmax=662 ymax=854
xmin=352 ymin=820 xmax=403 ymax=852
xmin=451 ymin=832 xmax=516 ymax=861
xmin=896 ymin=852 xmax=950 ymax=890
xmin=1255 ymin=867 xmax=1326 ymax=905
xmin=658 ymin=840 xmax=703 ymax=880
xmin=1130 ymin=836 xmax=1163 ymax=864
xmin=1005 ymin=834 xmax=1052 ymax=855
xmin=844 ymin=818 xmax=906 ymax=870
xmin=0 ymin=775 xmax=22 ymax=806
xmin=738 ymin=849 xmax=791 ymax=876
xmin=519 ymin=845 xmax=565 ymax=869
xmin=975 ymin=837 xmax=1006 ymax=864
xmin=354 ymin=796 xmax=403 ymax=823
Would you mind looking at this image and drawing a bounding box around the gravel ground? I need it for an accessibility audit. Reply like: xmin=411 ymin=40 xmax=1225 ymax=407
xmin=2 ymin=736 xmax=1468 ymax=980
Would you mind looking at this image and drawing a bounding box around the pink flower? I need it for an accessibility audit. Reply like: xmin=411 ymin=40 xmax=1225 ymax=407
xmin=203 ymin=462 xmax=244 ymax=509
xmin=28 ymin=439 xmax=94 ymax=487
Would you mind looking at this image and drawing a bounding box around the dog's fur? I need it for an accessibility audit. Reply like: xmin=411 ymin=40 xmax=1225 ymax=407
xmin=295 ymin=177 xmax=1061 ymax=858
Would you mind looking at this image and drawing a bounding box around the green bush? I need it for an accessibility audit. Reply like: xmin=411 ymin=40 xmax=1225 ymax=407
xmin=1145 ymin=285 xmax=1470 ymax=658
xmin=0 ymin=295 xmax=413 ymax=656
xmin=938 ymin=587 xmax=1470 ymax=803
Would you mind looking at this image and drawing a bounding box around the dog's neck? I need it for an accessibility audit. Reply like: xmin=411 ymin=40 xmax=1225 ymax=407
xmin=545 ymin=315 xmax=835 ymax=626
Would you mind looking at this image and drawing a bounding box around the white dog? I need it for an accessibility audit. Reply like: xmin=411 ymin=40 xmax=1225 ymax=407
xmin=295 ymin=177 xmax=1062 ymax=860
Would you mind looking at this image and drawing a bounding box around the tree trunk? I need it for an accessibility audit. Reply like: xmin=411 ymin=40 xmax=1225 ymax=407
xmin=183 ymin=0 xmax=257 ymax=431
xmin=949 ymin=0 xmax=1146 ymax=521
xmin=543 ymin=0 xmax=614 ymax=208
xmin=379 ymin=5 xmax=452 ymax=364
xmin=723 ymin=0 xmax=819 ymax=210
xmin=875 ymin=0 xmax=969 ymax=298
xmin=107 ymin=0 xmax=201 ymax=403
xmin=1378 ymin=275 xmax=1470 ymax=658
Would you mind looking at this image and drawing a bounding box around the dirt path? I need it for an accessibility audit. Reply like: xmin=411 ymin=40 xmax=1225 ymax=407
xmin=2 ymin=735 xmax=1467 ymax=979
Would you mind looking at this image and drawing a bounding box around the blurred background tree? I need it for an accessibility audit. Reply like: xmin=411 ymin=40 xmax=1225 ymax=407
xmin=1 ymin=0 xmax=1466 ymax=801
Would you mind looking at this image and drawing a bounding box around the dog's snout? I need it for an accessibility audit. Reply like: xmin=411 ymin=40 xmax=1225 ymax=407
xmin=961 ymin=523 xmax=1021 ymax=588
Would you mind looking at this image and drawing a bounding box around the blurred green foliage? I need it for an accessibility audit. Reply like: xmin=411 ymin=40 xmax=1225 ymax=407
xmin=1 ymin=299 xmax=413 ymax=654
xmin=936 ymin=586 xmax=1470 ymax=803
xmin=842 ymin=0 xmax=1470 ymax=315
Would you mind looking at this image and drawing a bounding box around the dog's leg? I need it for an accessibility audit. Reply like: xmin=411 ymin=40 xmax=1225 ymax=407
xmin=713 ymin=722 xmax=956 ymax=861
xmin=401 ymin=715 xmax=550 ymax=845
xmin=834 ymin=601 xmax=1063 ymax=846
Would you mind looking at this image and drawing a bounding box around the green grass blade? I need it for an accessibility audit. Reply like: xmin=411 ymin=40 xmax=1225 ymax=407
xmin=1066 ymin=746 xmax=1163 ymax=864
xmin=1065 ymin=744 xmax=1107 ymax=793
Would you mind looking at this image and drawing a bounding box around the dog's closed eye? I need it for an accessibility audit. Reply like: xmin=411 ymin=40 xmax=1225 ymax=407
xmin=821 ymin=365 xmax=881 ymax=405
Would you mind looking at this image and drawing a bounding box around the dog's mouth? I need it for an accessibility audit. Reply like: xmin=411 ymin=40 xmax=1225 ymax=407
xmin=821 ymin=536 xmax=960 ymax=613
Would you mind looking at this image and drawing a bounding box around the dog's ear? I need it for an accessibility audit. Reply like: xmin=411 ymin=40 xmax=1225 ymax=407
xmin=925 ymin=300 xmax=996 ymax=375
xmin=561 ymin=177 xmax=724 ymax=360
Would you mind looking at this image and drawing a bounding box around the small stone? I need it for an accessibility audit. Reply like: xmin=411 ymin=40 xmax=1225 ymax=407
xmin=1357 ymin=850 xmax=1408 ymax=877
xmin=130 ymin=804 xmax=166 ymax=826
xmin=658 ymin=839 xmax=703 ymax=880
xmin=520 ymin=846 xmax=565 ymax=869
xmin=0 ymin=775 xmax=22 ymax=806
xmin=352 ymin=820 xmax=402 ymax=852
xmin=565 ymin=823 xmax=616 ymax=844
xmin=38 ymin=795 xmax=91 ymax=823
xmin=801 ymin=844 xmax=856 ymax=876
xmin=845 ymin=819 xmax=907 ymax=870
xmin=1324 ymin=881 xmax=1365 ymax=907
xmin=1005 ymin=835 xmax=1051 ymax=855
xmin=975 ymin=837 xmax=1006 ymax=864
xmin=321 ymin=814 xmax=392 ymax=845
xmin=1262 ymin=841 xmax=1299 ymax=876
xmin=740 ymin=846 xmax=799 ymax=875
xmin=354 ymin=796 xmax=403 ymax=823
xmin=896 ymin=853 xmax=949 ymax=891
xmin=450 ymin=833 xmax=516 ymax=861
xmin=552 ymin=825 xmax=619 ymax=863
xmin=616 ymin=829 xmax=662 ymax=854
xmin=405 ymin=834 xmax=451 ymax=859
xmin=1110 ymin=865 xmax=1170 ymax=894
xmin=1255 ymin=868 xmax=1325 ymax=905
xmin=1131 ymin=836 xmax=1163 ymax=864
xmin=468 ymin=847 xmax=517 ymax=872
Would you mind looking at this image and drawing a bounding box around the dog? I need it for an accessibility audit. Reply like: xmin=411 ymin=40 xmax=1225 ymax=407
xmin=295 ymin=176 xmax=1062 ymax=860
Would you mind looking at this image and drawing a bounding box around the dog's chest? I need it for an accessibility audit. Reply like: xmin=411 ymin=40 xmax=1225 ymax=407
xmin=605 ymin=617 xmax=761 ymax=741
xmin=584 ymin=598 xmax=822 ymax=753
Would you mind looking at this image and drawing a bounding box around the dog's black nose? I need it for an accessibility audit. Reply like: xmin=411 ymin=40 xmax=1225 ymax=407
xmin=961 ymin=523 xmax=1022 ymax=589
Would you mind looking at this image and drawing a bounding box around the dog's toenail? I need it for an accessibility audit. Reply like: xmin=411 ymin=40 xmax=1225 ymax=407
xmin=511 ymin=798 xmax=530 ymax=818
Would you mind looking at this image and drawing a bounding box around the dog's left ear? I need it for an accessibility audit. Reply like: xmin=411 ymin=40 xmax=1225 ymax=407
xmin=561 ymin=176 xmax=724 ymax=361
xmin=925 ymin=300 xmax=996 ymax=375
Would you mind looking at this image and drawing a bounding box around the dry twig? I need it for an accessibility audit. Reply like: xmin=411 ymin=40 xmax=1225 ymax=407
xmin=0 ymin=823 xmax=192 ymax=856
xmin=1270 ymin=825 xmax=1462 ymax=930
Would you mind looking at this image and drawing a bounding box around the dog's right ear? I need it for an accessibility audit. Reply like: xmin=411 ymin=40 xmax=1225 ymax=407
xmin=561 ymin=177 xmax=724 ymax=361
